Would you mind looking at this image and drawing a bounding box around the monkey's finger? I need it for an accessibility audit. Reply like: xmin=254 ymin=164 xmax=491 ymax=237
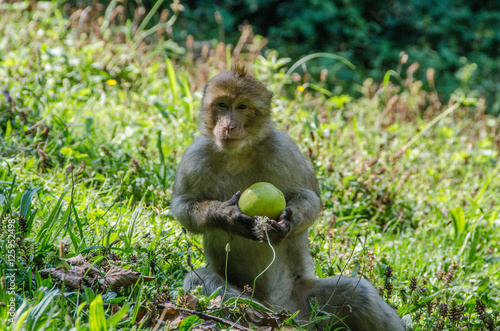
xmin=278 ymin=207 xmax=293 ymax=222
xmin=237 ymin=213 xmax=255 ymax=224
xmin=227 ymin=191 xmax=242 ymax=206
xmin=267 ymin=219 xmax=288 ymax=233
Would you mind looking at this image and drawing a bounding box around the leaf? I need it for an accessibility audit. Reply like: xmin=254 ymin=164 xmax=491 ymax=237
xmin=84 ymin=287 xmax=96 ymax=304
xmin=125 ymin=207 xmax=143 ymax=248
xmin=166 ymin=57 xmax=178 ymax=100
xmin=26 ymin=289 xmax=59 ymax=331
xmin=104 ymin=265 xmax=155 ymax=289
xmin=315 ymin=260 xmax=324 ymax=278
xmin=158 ymin=302 xmax=180 ymax=322
xmin=5 ymin=120 xmax=11 ymax=139
xmin=25 ymin=207 xmax=38 ymax=237
xmin=89 ymin=295 xmax=107 ymax=331
xmin=20 ymin=187 xmax=40 ymax=218
xmin=179 ymin=293 xmax=199 ymax=310
xmin=468 ymin=225 xmax=480 ymax=263
xmin=475 ymin=277 xmax=490 ymax=294
xmin=451 ymin=206 xmax=466 ymax=238
xmin=100 ymin=231 xmax=119 ymax=246
xmin=39 ymin=266 xmax=85 ymax=289
xmin=107 ymin=303 xmax=130 ymax=328
xmin=350 ymin=264 xmax=360 ymax=277
xmin=62 ymin=254 xmax=101 ymax=278
xmin=60 ymin=147 xmax=74 ymax=157
xmin=36 ymin=187 xmax=69 ymax=242
xmin=72 ymin=202 xmax=85 ymax=242
xmin=67 ymin=225 xmax=81 ymax=252
xmin=39 ymin=254 xmax=102 ymax=289
xmin=243 ymin=308 xmax=290 ymax=328
xmin=134 ymin=300 xmax=158 ymax=327
xmin=178 ymin=315 xmax=201 ymax=331
xmin=224 ymin=297 xmax=274 ymax=313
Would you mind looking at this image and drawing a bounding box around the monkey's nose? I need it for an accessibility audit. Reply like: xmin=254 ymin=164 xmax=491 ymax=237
xmin=225 ymin=125 xmax=235 ymax=135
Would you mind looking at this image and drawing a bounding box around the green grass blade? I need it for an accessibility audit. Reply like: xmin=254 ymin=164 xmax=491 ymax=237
xmin=277 ymin=52 xmax=355 ymax=95
xmin=26 ymin=289 xmax=59 ymax=331
xmin=36 ymin=187 xmax=69 ymax=242
xmin=20 ymin=187 xmax=40 ymax=218
xmin=178 ymin=315 xmax=201 ymax=331
xmin=72 ymin=202 xmax=85 ymax=244
xmin=84 ymin=287 xmax=96 ymax=304
xmin=89 ymin=295 xmax=107 ymax=331
xmin=224 ymin=297 xmax=275 ymax=313
xmin=125 ymin=207 xmax=143 ymax=248
xmin=451 ymin=206 xmax=466 ymax=239
xmin=166 ymin=57 xmax=179 ymax=102
xmin=398 ymin=102 xmax=461 ymax=153
xmin=100 ymin=0 xmax=117 ymax=33
xmin=67 ymin=224 xmax=81 ymax=252
xmin=133 ymin=0 xmax=164 ymax=39
xmin=1 ymin=175 xmax=16 ymax=217
xmin=474 ymin=162 xmax=500 ymax=205
xmin=25 ymin=207 xmax=38 ymax=237
xmin=468 ymin=225 xmax=480 ymax=263
xmin=107 ymin=303 xmax=130 ymax=328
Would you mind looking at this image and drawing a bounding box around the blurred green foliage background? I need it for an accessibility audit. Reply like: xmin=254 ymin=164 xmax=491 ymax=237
xmin=64 ymin=0 xmax=500 ymax=115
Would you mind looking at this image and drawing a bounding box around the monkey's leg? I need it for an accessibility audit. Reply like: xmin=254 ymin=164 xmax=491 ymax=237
xmin=294 ymin=276 xmax=405 ymax=331
xmin=183 ymin=268 xmax=243 ymax=300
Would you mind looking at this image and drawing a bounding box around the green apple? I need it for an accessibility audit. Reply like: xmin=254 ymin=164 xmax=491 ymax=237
xmin=238 ymin=182 xmax=286 ymax=220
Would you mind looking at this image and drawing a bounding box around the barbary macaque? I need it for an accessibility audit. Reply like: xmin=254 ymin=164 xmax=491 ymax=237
xmin=171 ymin=65 xmax=404 ymax=330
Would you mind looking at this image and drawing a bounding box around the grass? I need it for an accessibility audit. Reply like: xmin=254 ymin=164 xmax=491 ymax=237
xmin=1 ymin=2 xmax=499 ymax=330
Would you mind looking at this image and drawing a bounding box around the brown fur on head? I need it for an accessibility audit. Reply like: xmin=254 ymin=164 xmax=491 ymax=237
xmin=200 ymin=65 xmax=274 ymax=152
xmin=230 ymin=63 xmax=248 ymax=77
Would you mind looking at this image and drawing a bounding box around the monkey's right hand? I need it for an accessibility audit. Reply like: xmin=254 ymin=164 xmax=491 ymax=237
xmin=217 ymin=191 xmax=265 ymax=242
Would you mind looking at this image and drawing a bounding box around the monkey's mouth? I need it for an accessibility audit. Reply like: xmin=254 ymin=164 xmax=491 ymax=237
xmin=221 ymin=138 xmax=242 ymax=144
xmin=218 ymin=137 xmax=245 ymax=149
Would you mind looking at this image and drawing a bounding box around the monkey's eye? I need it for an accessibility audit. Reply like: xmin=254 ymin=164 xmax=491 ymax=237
xmin=237 ymin=104 xmax=248 ymax=110
xmin=217 ymin=102 xmax=228 ymax=109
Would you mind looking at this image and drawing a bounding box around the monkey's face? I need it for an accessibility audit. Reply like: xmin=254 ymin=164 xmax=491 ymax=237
xmin=200 ymin=69 xmax=273 ymax=152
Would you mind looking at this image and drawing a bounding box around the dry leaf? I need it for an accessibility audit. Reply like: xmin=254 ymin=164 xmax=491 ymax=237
xmin=158 ymin=302 xmax=180 ymax=322
xmin=168 ymin=315 xmax=185 ymax=330
xmin=104 ymin=265 xmax=155 ymax=289
xmin=62 ymin=254 xmax=86 ymax=264
xmin=134 ymin=301 xmax=156 ymax=328
xmin=178 ymin=292 xmax=199 ymax=310
xmin=111 ymin=303 xmax=120 ymax=315
xmin=62 ymin=254 xmax=101 ymax=278
xmin=39 ymin=266 xmax=85 ymax=289
xmin=243 ymin=308 xmax=289 ymax=328
xmin=208 ymin=295 xmax=222 ymax=309
xmin=192 ymin=320 xmax=218 ymax=330
xmin=40 ymin=255 xmax=155 ymax=291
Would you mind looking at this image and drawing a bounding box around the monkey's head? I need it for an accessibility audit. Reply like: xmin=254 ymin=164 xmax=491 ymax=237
xmin=200 ymin=64 xmax=274 ymax=152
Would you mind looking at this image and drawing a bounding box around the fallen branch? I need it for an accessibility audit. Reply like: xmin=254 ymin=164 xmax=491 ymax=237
xmin=156 ymin=303 xmax=252 ymax=331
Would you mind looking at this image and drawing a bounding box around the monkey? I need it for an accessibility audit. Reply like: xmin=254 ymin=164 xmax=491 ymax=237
xmin=171 ymin=65 xmax=405 ymax=331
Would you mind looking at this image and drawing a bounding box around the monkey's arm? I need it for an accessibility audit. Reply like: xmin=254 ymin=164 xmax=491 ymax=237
xmin=285 ymin=187 xmax=322 ymax=233
xmin=172 ymin=191 xmax=262 ymax=240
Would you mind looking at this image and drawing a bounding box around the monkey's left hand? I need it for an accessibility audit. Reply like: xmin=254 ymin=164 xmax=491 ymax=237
xmin=265 ymin=207 xmax=293 ymax=244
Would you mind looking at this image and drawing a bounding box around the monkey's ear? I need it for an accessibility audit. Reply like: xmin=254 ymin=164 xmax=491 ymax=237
xmin=230 ymin=62 xmax=248 ymax=77
xmin=268 ymin=91 xmax=274 ymax=99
